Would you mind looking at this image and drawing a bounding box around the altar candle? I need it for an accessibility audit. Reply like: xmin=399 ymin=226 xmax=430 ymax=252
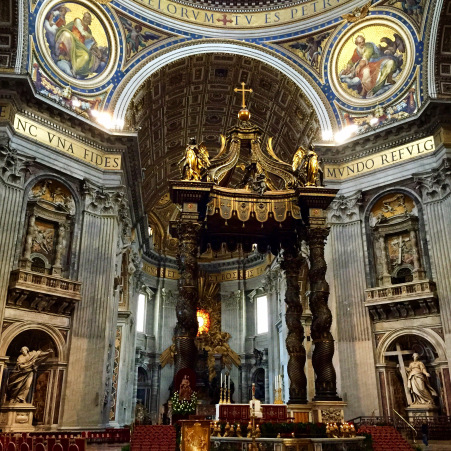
xmin=279 ymin=374 xmax=282 ymax=389
xmin=221 ymin=372 xmax=223 ymax=388
xmin=227 ymin=374 xmax=230 ymax=390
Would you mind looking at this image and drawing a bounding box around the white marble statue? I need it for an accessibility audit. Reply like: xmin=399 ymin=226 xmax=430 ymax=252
xmin=7 ymin=347 xmax=53 ymax=403
xmin=406 ymin=353 xmax=437 ymax=406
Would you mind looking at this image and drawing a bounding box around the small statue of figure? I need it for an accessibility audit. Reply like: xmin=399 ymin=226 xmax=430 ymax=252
xmin=305 ymin=144 xmax=322 ymax=186
xmin=179 ymin=138 xmax=210 ymax=181
xmin=179 ymin=374 xmax=193 ymax=401
xmin=406 ymin=353 xmax=437 ymax=405
xmin=292 ymin=144 xmax=324 ymax=187
xmin=251 ymin=172 xmax=268 ymax=196
xmin=7 ymin=346 xmax=53 ymax=403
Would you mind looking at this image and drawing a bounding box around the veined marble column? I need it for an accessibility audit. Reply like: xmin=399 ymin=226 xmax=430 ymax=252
xmin=327 ymin=192 xmax=379 ymax=417
xmin=62 ymin=182 xmax=126 ymax=428
xmin=416 ymin=162 xmax=451 ymax=365
xmin=308 ymin=219 xmax=340 ymax=401
xmin=0 ymin=139 xmax=34 ymax=326
xmin=174 ymin=221 xmax=200 ymax=374
xmin=281 ymin=248 xmax=307 ymax=404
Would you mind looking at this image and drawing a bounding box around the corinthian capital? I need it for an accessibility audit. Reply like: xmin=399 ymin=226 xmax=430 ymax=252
xmin=414 ymin=160 xmax=451 ymax=203
xmin=82 ymin=180 xmax=126 ymax=216
xmin=327 ymin=191 xmax=362 ymax=224
xmin=0 ymin=137 xmax=34 ymax=187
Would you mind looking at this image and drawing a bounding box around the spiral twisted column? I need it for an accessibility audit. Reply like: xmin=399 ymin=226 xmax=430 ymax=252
xmin=174 ymin=221 xmax=201 ymax=374
xmin=308 ymin=225 xmax=341 ymax=401
xmin=281 ymin=247 xmax=308 ymax=404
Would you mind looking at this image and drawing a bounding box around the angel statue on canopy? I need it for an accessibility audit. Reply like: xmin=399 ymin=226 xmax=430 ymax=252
xmin=179 ymin=138 xmax=211 ymax=181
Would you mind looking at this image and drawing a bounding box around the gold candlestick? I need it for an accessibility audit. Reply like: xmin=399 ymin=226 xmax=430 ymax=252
xmin=226 ymin=387 xmax=231 ymax=404
xmin=274 ymin=387 xmax=283 ymax=404
xmin=219 ymin=387 xmax=224 ymax=404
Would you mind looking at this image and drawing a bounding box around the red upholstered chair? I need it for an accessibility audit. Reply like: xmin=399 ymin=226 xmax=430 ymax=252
xmin=74 ymin=438 xmax=85 ymax=451
xmin=35 ymin=443 xmax=46 ymax=451
xmin=7 ymin=442 xmax=16 ymax=451
xmin=68 ymin=443 xmax=79 ymax=451
xmin=20 ymin=443 xmax=29 ymax=451
xmin=52 ymin=443 xmax=63 ymax=451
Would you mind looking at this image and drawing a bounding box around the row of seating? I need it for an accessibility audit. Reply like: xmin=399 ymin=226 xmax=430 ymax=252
xmin=131 ymin=425 xmax=176 ymax=451
xmin=358 ymin=425 xmax=413 ymax=451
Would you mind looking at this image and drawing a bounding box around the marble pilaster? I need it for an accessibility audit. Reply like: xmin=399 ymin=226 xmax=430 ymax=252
xmin=327 ymin=191 xmax=379 ymax=418
xmin=415 ymin=161 xmax=451 ymax=366
xmin=61 ymin=181 xmax=125 ymax=428
xmin=0 ymin=139 xmax=34 ymax=326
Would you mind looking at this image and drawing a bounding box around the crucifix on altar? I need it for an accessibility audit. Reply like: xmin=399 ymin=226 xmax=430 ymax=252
xmin=384 ymin=342 xmax=414 ymax=405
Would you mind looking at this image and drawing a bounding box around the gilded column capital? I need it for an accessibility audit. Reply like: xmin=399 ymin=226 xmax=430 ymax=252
xmin=414 ymin=159 xmax=451 ymax=203
xmin=327 ymin=191 xmax=362 ymax=224
xmin=0 ymin=137 xmax=35 ymax=187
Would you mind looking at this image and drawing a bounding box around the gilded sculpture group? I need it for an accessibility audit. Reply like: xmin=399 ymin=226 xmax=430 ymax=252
xmin=179 ymin=138 xmax=323 ymax=188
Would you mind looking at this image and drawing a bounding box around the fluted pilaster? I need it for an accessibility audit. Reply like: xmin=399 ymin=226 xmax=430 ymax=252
xmin=62 ymin=181 xmax=125 ymax=428
xmin=327 ymin=191 xmax=378 ymax=417
xmin=415 ymin=161 xmax=451 ymax=363
xmin=0 ymin=139 xmax=34 ymax=325
xmin=281 ymin=248 xmax=307 ymax=404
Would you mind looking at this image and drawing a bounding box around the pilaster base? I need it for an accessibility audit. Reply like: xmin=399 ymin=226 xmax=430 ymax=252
xmin=310 ymin=401 xmax=347 ymax=424
xmin=405 ymin=405 xmax=439 ymax=421
xmin=287 ymin=404 xmax=313 ymax=423
xmin=0 ymin=403 xmax=36 ymax=432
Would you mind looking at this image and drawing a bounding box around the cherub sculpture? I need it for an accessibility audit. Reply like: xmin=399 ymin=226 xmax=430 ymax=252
xmin=179 ymin=138 xmax=210 ymax=181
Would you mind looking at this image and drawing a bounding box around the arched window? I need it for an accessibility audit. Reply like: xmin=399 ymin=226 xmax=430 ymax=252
xmin=256 ymin=295 xmax=268 ymax=335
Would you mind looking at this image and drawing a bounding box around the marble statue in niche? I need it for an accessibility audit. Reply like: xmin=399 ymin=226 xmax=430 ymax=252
xmin=6 ymin=347 xmax=53 ymax=403
xmin=406 ymin=353 xmax=437 ymax=406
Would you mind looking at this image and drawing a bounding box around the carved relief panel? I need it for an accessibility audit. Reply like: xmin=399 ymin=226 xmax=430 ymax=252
xmin=369 ymin=193 xmax=425 ymax=286
xmin=20 ymin=179 xmax=75 ymax=277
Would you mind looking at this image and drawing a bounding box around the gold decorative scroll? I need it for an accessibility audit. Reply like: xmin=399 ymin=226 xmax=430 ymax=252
xmin=13 ymin=114 xmax=122 ymax=170
xmin=324 ymin=136 xmax=435 ymax=180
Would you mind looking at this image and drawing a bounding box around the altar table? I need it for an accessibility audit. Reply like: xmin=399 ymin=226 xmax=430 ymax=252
xmin=216 ymin=404 xmax=287 ymax=422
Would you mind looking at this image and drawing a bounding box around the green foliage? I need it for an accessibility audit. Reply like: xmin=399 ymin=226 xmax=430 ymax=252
xmin=121 ymin=445 xmax=130 ymax=451
xmin=170 ymin=391 xmax=198 ymax=415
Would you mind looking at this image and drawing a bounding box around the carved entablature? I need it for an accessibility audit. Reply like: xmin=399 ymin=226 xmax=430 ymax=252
xmin=7 ymin=179 xmax=81 ymax=315
xmin=369 ymin=193 xmax=425 ymax=287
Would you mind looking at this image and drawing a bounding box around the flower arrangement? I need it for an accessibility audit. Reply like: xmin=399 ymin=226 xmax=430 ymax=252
xmin=170 ymin=391 xmax=198 ymax=415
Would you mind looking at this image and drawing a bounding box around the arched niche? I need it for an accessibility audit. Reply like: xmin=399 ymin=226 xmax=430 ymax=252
xmin=1 ymin=326 xmax=67 ymax=426
xmin=376 ymin=328 xmax=449 ymax=417
xmin=137 ymin=366 xmax=151 ymax=413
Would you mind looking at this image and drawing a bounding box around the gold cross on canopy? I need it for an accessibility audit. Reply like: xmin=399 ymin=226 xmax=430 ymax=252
xmin=234 ymin=82 xmax=253 ymax=109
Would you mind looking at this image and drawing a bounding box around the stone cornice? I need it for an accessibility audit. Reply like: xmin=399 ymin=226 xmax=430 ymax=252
xmin=317 ymin=102 xmax=451 ymax=163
